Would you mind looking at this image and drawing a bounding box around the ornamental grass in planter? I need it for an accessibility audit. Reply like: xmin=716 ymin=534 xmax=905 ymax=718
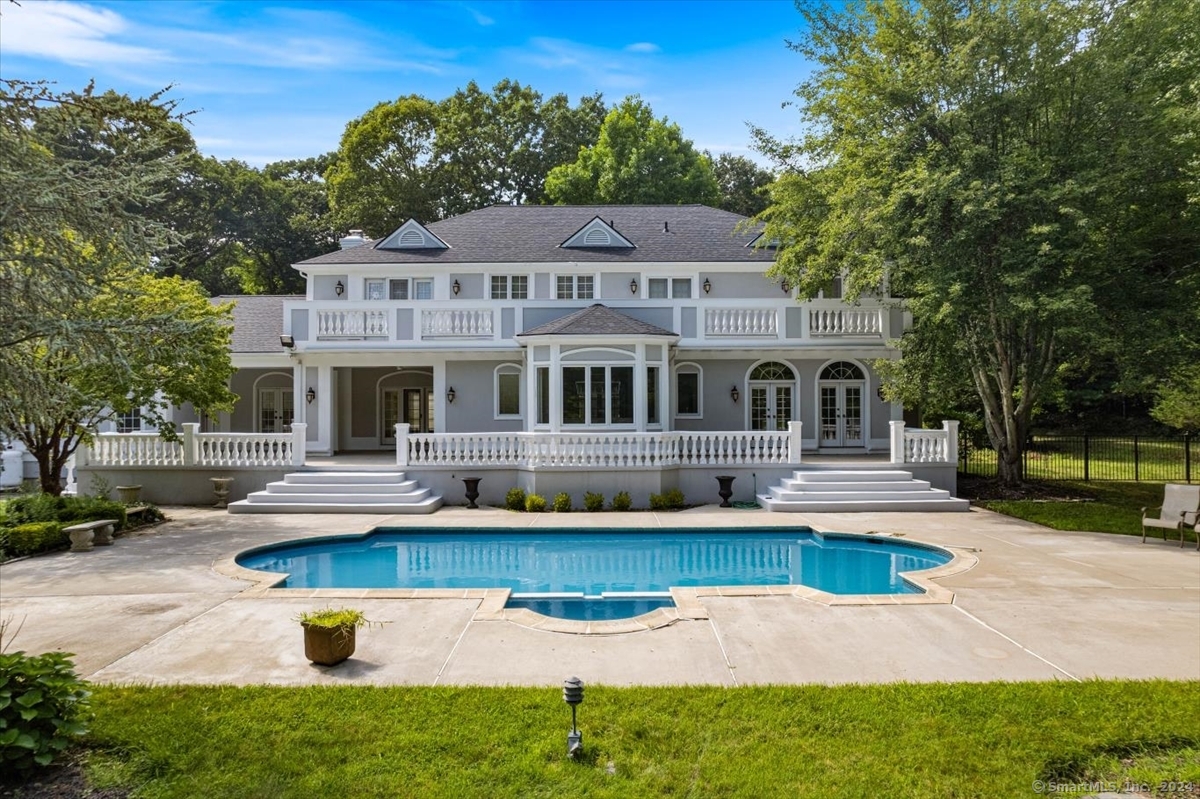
xmin=294 ymin=608 xmax=381 ymax=667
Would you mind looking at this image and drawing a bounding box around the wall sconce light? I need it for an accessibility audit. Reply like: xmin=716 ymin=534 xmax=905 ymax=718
xmin=876 ymin=385 xmax=886 ymax=402
xmin=446 ymin=386 xmax=456 ymax=404
xmin=730 ymin=385 xmax=740 ymax=403
xmin=781 ymin=281 xmax=791 ymax=293
xmin=279 ymin=335 xmax=295 ymax=348
xmin=306 ymin=386 xmax=316 ymax=404
xmin=334 ymin=280 xmax=344 ymax=297
xmin=452 ymin=279 xmax=461 ymax=295
xmin=703 ymin=278 xmax=712 ymax=294
xmin=563 ymin=676 xmax=584 ymax=759
xmin=630 ymin=278 xmax=638 ymax=295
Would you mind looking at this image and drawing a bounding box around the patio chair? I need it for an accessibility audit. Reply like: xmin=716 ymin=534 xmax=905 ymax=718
xmin=1141 ymin=484 xmax=1200 ymax=547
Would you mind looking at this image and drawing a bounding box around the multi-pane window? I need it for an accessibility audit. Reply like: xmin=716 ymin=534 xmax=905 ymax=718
xmin=116 ymin=407 xmax=141 ymax=433
xmin=413 ymin=279 xmax=433 ymax=300
xmin=561 ymin=366 xmax=633 ymax=426
xmin=647 ymin=278 xmax=692 ymax=298
xmin=389 ymin=279 xmax=408 ymax=300
xmin=556 ymin=275 xmax=594 ymax=300
xmin=536 ymin=367 xmax=550 ymax=425
xmin=491 ymin=275 xmax=529 ymax=300
xmin=647 ymin=366 xmax=659 ymax=425
xmin=365 ymin=278 xmax=433 ymax=300
xmin=496 ymin=366 xmax=521 ymax=417
xmin=366 ymin=279 xmax=386 ymax=300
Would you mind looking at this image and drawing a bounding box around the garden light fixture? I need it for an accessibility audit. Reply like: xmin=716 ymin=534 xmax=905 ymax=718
xmin=563 ymin=676 xmax=584 ymax=759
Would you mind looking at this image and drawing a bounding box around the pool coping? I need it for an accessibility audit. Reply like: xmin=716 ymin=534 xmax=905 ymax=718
xmin=213 ymin=528 xmax=978 ymax=636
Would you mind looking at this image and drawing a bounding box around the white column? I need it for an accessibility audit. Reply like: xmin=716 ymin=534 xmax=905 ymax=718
xmin=943 ymin=419 xmax=960 ymax=465
xmin=394 ymin=423 xmax=410 ymax=466
xmin=633 ymin=343 xmax=646 ymax=431
xmin=182 ymin=422 xmax=199 ymax=466
xmin=549 ymin=344 xmax=562 ymax=433
xmin=432 ymin=358 xmax=447 ymax=434
xmin=889 ymin=420 xmax=906 ymax=465
xmin=315 ymin=364 xmax=334 ymax=454
xmin=659 ymin=356 xmax=672 ymax=432
xmin=788 ymin=420 xmax=803 ymax=464
xmin=293 ymin=362 xmax=305 ymax=427
xmin=289 ymin=423 xmax=307 ymax=466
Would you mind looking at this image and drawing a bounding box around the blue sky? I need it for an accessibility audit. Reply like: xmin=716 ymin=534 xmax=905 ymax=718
xmin=0 ymin=0 xmax=811 ymax=168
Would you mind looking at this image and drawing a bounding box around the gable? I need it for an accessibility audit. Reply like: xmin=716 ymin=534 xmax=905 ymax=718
xmin=377 ymin=219 xmax=449 ymax=250
xmin=560 ymin=216 xmax=636 ymax=250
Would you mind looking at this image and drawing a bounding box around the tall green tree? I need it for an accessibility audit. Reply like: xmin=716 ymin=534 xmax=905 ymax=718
xmin=710 ymin=153 xmax=774 ymax=216
xmin=545 ymin=96 xmax=720 ymax=206
xmin=756 ymin=0 xmax=1199 ymax=485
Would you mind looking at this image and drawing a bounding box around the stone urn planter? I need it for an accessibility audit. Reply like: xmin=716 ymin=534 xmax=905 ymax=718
xmin=210 ymin=477 xmax=234 ymax=509
xmin=462 ymin=477 xmax=482 ymax=509
xmin=715 ymin=475 xmax=736 ymax=508
xmin=296 ymin=608 xmax=379 ymax=667
xmin=115 ymin=485 xmax=142 ymax=504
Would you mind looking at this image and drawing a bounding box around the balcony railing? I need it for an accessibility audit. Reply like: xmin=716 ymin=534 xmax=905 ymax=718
xmin=80 ymin=423 xmax=307 ymax=468
xmin=809 ymin=307 xmax=883 ymax=336
xmin=890 ymin=420 xmax=959 ymax=465
xmin=316 ymin=309 xmax=389 ymax=339
xmin=705 ymin=308 xmax=777 ymax=337
xmin=421 ymin=308 xmax=494 ymax=338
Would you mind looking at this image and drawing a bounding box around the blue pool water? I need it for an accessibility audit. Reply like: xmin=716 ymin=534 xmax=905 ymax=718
xmin=506 ymin=597 xmax=677 ymax=621
xmin=236 ymin=528 xmax=951 ymax=596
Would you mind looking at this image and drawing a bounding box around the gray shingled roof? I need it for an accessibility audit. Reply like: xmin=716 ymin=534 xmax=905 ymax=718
xmin=298 ymin=205 xmax=773 ymax=266
xmin=210 ymin=295 xmax=301 ymax=353
xmin=517 ymin=304 xmax=677 ymax=337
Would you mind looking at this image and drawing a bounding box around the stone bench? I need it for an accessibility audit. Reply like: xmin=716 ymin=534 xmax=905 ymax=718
xmin=125 ymin=505 xmax=152 ymax=523
xmin=63 ymin=519 xmax=119 ymax=552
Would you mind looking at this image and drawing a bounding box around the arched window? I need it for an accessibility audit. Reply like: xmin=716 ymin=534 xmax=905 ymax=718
xmin=495 ymin=364 xmax=522 ymax=418
xmin=820 ymin=361 xmax=864 ymax=381
xmin=674 ymin=363 xmax=703 ymax=417
xmin=750 ymin=361 xmax=794 ymax=381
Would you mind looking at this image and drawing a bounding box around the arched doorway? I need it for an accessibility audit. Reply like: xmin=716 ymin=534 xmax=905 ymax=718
xmin=747 ymin=361 xmax=796 ymax=431
xmin=818 ymin=361 xmax=866 ymax=447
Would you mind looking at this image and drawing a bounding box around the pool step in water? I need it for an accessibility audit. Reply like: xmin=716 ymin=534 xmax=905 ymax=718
xmin=227 ymin=471 xmax=443 ymax=515
xmin=760 ymin=469 xmax=969 ymax=512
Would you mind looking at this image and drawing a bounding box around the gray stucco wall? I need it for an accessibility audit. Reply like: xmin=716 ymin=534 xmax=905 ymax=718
xmin=313 ymin=274 xmax=345 ymax=301
xmin=444 ymin=360 xmax=524 ymax=433
xmin=699 ymin=271 xmax=779 ymax=299
xmin=601 ymin=272 xmax=639 ymax=299
xmin=290 ymin=309 xmax=309 ymax=342
xmin=534 ymin=273 xmax=549 ymax=300
xmin=450 ymin=273 xmax=484 ymax=300
xmin=228 ymin=368 xmax=292 ymax=431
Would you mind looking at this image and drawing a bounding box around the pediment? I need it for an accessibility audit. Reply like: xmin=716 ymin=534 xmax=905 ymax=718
xmin=377 ymin=219 xmax=449 ymax=250
xmin=560 ymin=216 xmax=636 ymax=249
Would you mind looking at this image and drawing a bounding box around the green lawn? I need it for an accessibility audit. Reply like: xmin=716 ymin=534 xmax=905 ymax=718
xmin=972 ymin=481 xmax=1199 ymax=544
xmin=72 ymin=682 xmax=1200 ymax=798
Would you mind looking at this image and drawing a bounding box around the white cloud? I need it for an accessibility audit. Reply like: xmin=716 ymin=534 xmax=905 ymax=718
xmin=0 ymin=1 xmax=169 ymax=66
xmin=625 ymin=42 xmax=660 ymax=54
xmin=517 ymin=38 xmax=648 ymax=91
xmin=465 ymin=5 xmax=495 ymax=26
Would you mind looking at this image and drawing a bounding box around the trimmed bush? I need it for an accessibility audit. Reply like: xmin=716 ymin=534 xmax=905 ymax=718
xmin=504 ymin=487 xmax=527 ymax=512
xmin=611 ymin=491 xmax=632 ymax=511
xmin=649 ymin=488 xmax=686 ymax=511
xmin=552 ymin=493 xmax=572 ymax=513
xmin=583 ymin=492 xmax=605 ymax=512
xmin=5 ymin=523 xmax=66 ymax=557
xmin=5 ymin=494 xmax=125 ymax=529
xmin=0 ymin=650 xmax=91 ymax=776
xmin=524 ymin=493 xmax=547 ymax=513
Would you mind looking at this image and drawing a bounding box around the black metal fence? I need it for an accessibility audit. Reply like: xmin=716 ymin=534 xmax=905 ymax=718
xmin=959 ymin=434 xmax=1196 ymax=483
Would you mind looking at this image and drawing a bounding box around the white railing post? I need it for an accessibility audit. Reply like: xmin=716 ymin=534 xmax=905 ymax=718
xmin=394 ymin=423 xmax=410 ymax=466
xmin=788 ymin=421 xmax=803 ymax=464
xmin=290 ymin=423 xmax=307 ymax=466
xmin=942 ymin=419 xmax=959 ymax=465
xmin=890 ymin=420 xmax=906 ymax=464
xmin=182 ymin=423 xmax=199 ymax=466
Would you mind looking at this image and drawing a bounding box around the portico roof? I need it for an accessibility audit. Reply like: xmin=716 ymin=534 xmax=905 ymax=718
xmin=515 ymin=304 xmax=678 ymax=338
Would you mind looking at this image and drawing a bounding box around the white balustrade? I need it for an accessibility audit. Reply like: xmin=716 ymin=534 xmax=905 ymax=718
xmin=421 ymin=309 xmax=493 ymax=338
xmin=809 ymin=307 xmax=882 ymax=336
xmin=88 ymin=433 xmax=184 ymax=466
xmin=197 ymin=433 xmax=295 ymax=467
xmin=316 ymin=309 xmax=389 ymax=339
xmin=891 ymin=420 xmax=959 ymax=464
xmin=704 ymin=308 xmax=777 ymax=337
xmin=404 ymin=430 xmax=795 ymax=468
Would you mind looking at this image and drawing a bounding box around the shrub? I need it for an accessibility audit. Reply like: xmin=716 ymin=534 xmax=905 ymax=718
xmin=524 ymin=493 xmax=547 ymax=513
xmin=0 ymin=650 xmax=91 ymax=776
xmin=504 ymin=487 xmax=527 ymax=512
xmin=611 ymin=491 xmax=632 ymax=511
xmin=5 ymin=523 xmax=67 ymax=557
xmin=649 ymin=489 xmax=686 ymax=511
xmin=5 ymin=495 xmax=125 ymax=529
xmin=583 ymin=492 xmax=605 ymax=512
xmin=552 ymin=493 xmax=572 ymax=513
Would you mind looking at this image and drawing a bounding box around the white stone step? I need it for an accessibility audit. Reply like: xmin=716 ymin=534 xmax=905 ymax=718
xmin=284 ymin=471 xmax=408 ymax=484
xmin=758 ymin=494 xmax=970 ymax=513
xmin=789 ymin=469 xmax=915 ymax=483
xmin=228 ymin=497 xmax=443 ymax=515
xmin=266 ymin=480 xmax=421 ymax=494
xmin=768 ymin=487 xmax=953 ymax=502
xmin=779 ymin=478 xmax=933 ymax=493
xmin=244 ymin=488 xmax=431 ymax=504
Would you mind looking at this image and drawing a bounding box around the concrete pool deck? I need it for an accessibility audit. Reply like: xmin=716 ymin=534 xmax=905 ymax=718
xmin=0 ymin=506 xmax=1196 ymax=686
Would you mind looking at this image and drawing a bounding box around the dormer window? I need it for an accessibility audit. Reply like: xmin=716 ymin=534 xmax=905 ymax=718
xmin=561 ymin=217 xmax=635 ymax=249
xmin=377 ymin=219 xmax=449 ymax=250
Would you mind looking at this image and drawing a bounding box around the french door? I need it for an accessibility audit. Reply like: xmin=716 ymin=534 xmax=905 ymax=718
xmin=750 ymin=383 xmax=793 ymax=431
xmin=819 ymin=383 xmax=864 ymax=447
xmin=258 ymin=389 xmax=294 ymax=433
xmin=383 ymin=388 xmax=434 ymax=440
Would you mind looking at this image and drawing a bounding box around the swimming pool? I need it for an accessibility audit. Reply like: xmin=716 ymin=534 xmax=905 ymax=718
xmin=235 ymin=528 xmax=952 ymax=596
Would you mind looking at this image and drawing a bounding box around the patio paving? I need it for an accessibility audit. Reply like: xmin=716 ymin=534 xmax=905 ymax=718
xmin=0 ymin=505 xmax=1196 ymax=686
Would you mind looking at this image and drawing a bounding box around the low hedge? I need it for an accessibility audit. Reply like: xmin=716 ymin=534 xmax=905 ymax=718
xmin=5 ymin=495 xmax=126 ymax=529
xmin=4 ymin=522 xmax=67 ymax=557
